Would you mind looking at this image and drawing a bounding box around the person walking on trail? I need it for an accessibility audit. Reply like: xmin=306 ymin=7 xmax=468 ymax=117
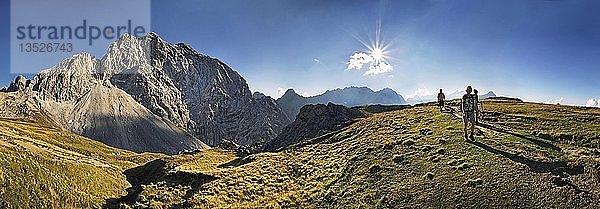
xmin=437 ymin=89 xmax=446 ymax=112
xmin=473 ymin=89 xmax=479 ymax=124
xmin=461 ymin=86 xmax=478 ymax=140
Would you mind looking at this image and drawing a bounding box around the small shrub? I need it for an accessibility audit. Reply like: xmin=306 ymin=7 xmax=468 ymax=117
xmin=456 ymin=162 xmax=473 ymax=170
xmin=369 ymin=165 xmax=381 ymax=174
xmin=425 ymin=172 xmax=434 ymax=180
xmin=403 ymin=139 xmax=416 ymax=146
xmin=439 ymin=138 xmax=447 ymax=144
xmin=393 ymin=155 xmax=405 ymax=164
xmin=466 ymin=178 xmax=483 ymax=187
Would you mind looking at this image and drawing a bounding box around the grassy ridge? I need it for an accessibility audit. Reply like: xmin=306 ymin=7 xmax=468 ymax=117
xmin=119 ymin=100 xmax=600 ymax=208
xmin=480 ymin=98 xmax=600 ymax=148
xmin=1 ymin=98 xmax=599 ymax=208
xmin=0 ymin=118 xmax=159 ymax=208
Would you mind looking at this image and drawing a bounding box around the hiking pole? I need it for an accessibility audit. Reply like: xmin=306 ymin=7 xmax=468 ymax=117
xmin=480 ymin=101 xmax=484 ymax=121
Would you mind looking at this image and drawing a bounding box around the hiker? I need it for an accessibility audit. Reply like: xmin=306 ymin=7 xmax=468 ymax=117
xmin=437 ymin=89 xmax=446 ymax=112
xmin=461 ymin=86 xmax=478 ymax=140
xmin=473 ymin=89 xmax=479 ymax=124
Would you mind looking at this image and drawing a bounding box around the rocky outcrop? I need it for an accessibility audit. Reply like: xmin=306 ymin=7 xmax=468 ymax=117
xmin=4 ymin=75 xmax=29 ymax=92
xmin=277 ymin=86 xmax=405 ymax=120
xmin=264 ymin=102 xmax=365 ymax=151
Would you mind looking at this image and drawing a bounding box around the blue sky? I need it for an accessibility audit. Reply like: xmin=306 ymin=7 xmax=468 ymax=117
xmin=1 ymin=0 xmax=599 ymax=105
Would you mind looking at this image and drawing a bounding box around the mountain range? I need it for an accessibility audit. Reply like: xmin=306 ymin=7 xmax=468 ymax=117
xmin=276 ymin=86 xmax=406 ymax=120
xmin=0 ymin=33 xmax=290 ymax=154
xmin=406 ymin=90 xmax=496 ymax=104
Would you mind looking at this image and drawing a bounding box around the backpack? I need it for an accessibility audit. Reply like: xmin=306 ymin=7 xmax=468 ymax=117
xmin=462 ymin=94 xmax=476 ymax=112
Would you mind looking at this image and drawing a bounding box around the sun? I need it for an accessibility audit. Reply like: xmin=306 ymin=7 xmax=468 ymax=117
xmin=371 ymin=47 xmax=384 ymax=62
xmin=346 ymin=20 xmax=395 ymax=75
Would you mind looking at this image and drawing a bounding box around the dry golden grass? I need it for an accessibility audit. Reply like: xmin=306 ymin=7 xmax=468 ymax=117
xmin=122 ymin=100 xmax=600 ymax=208
xmin=0 ymin=118 xmax=160 ymax=208
xmin=3 ymin=98 xmax=600 ymax=208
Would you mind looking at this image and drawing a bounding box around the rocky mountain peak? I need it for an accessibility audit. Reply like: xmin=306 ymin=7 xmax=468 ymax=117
xmin=280 ymin=88 xmax=301 ymax=99
xmin=1 ymin=32 xmax=290 ymax=154
xmin=283 ymin=88 xmax=298 ymax=96
xmin=252 ymin=92 xmax=267 ymax=99
xmin=378 ymin=87 xmax=395 ymax=93
xmin=43 ymin=52 xmax=98 ymax=73
xmin=5 ymin=75 xmax=28 ymax=92
xmin=99 ymin=32 xmax=289 ymax=151
xmin=100 ymin=34 xmax=153 ymax=75
xmin=30 ymin=52 xmax=100 ymax=102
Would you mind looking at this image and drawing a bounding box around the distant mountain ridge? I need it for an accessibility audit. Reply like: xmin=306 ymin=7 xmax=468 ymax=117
xmin=276 ymin=86 xmax=406 ymax=120
xmin=407 ymin=90 xmax=496 ymax=104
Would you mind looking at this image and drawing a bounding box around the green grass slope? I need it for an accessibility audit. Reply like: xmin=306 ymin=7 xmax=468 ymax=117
xmin=113 ymin=98 xmax=600 ymax=208
xmin=1 ymin=97 xmax=598 ymax=208
xmin=0 ymin=118 xmax=160 ymax=208
xmin=480 ymin=97 xmax=600 ymax=148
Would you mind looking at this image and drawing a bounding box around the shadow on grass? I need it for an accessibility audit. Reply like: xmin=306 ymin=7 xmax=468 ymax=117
xmin=468 ymin=140 xmax=581 ymax=175
xmin=103 ymin=159 xmax=217 ymax=208
xmin=469 ymin=140 xmax=596 ymax=195
xmin=446 ymin=107 xmax=561 ymax=151
xmin=476 ymin=122 xmax=562 ymax=151
xmin=217 ymin=155 xmax=255 ymax=168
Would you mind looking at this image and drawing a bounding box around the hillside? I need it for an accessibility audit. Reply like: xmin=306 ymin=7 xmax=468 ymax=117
xmin=105 ymin=97 xmax=600 ymax=208
xmin=263 ymin=102 xmax=366 ymax=151
xmin=0 ymin=118 xmax=160 ymax=208
xmin=2 ymin=97 xmax=597 ymax=208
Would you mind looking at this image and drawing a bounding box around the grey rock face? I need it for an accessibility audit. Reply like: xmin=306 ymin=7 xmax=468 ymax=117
xmin=1 ymin=32 xmax=291 ymax=154
xmin=277 ymin=86 xmax=405 ymax=120
xmin=264 ymin=102 xmax=365 ymax=151
xmin=102 ymin=33 xmax=290 ymax=151
xmin=2 ymin=51 xmax=209 ymax=154
xmin=5 ymin=75 xmax=29 ymax=92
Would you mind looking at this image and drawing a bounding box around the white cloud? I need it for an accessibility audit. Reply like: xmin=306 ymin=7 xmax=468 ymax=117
xmin=545 ymin=97 xmax=564 ymax=104
xmin=346 ymin=52 xmax=373 ymax=71
xmin=407 ymin=87 xmax=433 ymax=98
xmin=277 ymin=87 xmax=287 ymax=96
xmin=365 ymin=61 xmax=393 ymax=76
xmin=586 ymin=98 xmax=599 ymax=107
xmin=346 ymin=52 xmax=393 ymax=76
xmin=298 ymin=91 xmax=311 ymax=97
